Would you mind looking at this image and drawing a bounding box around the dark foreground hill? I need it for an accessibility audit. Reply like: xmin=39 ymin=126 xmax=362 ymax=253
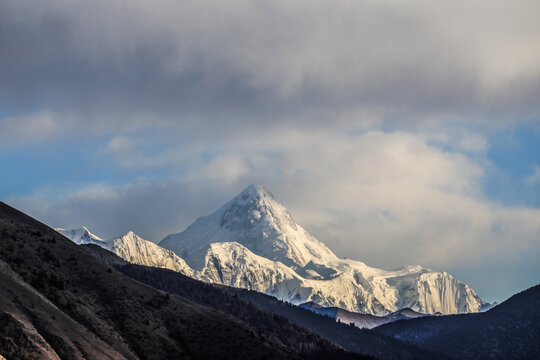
xmin=107 ymin=259 xmax=444 ymax=360
xmin=0 ymin=201 xmax=367 ymax=360
xmin=375 ymin=284 xmax=540 ymax=359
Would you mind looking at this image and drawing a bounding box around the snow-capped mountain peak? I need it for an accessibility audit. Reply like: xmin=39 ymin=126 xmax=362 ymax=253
xmin=56 ymin=226 xmax=103 ymax=245
xmin=158 ymin=185 xmax=487 ymax=315
xmin=160 ymin=184 xmax=338 ymax=270
xmin=239 ymin=183 xmax=271 ymax=198
xmin=103 ymin=231 xmax=194 ymax=276
xmin=55 ymin=227 xmax=195 ymax=277
xmin=221 ymin=184 xmax=297 ymax=233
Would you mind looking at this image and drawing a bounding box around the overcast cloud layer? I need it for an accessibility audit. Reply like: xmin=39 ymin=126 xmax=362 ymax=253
xmin=1 ymin=0 xmax=540 ymax=303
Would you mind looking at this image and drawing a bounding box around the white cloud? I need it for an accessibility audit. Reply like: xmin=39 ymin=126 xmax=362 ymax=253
xmin=9 ymin=129 xmax=540 ymax=272
xmin=0 ymin=112 xmax=58 ymax=147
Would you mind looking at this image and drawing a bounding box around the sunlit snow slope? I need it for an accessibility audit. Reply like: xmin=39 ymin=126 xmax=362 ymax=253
xmin=159 ymin=185 xmax=487 ymax=315
xmin=58 ymin=228 xmax=194 ymax=277
xmin=56 ymin=226 xmax=103 ymax=245
xmin=58 ymin=185 xmax=486 ymax=315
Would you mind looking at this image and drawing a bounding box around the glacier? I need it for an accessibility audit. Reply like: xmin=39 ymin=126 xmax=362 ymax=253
xmin=57 ymin=184 xmax=487 ymax=316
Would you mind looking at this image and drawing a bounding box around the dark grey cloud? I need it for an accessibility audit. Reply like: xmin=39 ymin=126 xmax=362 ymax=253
xmin=2 ymin=0 xmax=539 ymax=143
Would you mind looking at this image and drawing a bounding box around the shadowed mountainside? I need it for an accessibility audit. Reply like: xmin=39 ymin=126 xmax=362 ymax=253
xmin=108 ymin=260 xmax=445 ymax=360
xmin=374 ymin=284 xmax=540 ymax=359
xmin=0 ymin=201 xmax=369 ymax=360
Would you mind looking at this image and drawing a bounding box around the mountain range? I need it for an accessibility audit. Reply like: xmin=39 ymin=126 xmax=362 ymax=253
xmin=83 ymin=241 xmax=539 ymax=360
xmin=59 ymin=184 xmax=487 ymax=316
xmin=0 ymin=201 xmax=369 ymax=359
xmin=1 ymin=189 xmax=538 ymax=359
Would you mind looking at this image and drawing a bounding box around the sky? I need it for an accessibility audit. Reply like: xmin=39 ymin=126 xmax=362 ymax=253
xmin=1 ymin=0 xmax=539 ymax=304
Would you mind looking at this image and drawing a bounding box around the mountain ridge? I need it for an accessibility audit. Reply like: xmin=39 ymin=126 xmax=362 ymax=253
xmin=160 ymin=184 xmax=486 ymax=315
xmin=58 ymin=184 xmax=487 ymax=316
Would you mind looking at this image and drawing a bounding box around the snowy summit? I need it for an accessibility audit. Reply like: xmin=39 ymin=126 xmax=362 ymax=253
xmin=160 ymin=184 xmax=337 ymax=269
xmin=159 ymin=185 xmax=487 ymax=315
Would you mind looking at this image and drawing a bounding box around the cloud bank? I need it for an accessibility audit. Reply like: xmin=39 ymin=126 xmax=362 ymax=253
xmin=2 ymin=0 xmax=540 ymax=140
xmin=10 ymin=129 xmax=540 ymax=302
